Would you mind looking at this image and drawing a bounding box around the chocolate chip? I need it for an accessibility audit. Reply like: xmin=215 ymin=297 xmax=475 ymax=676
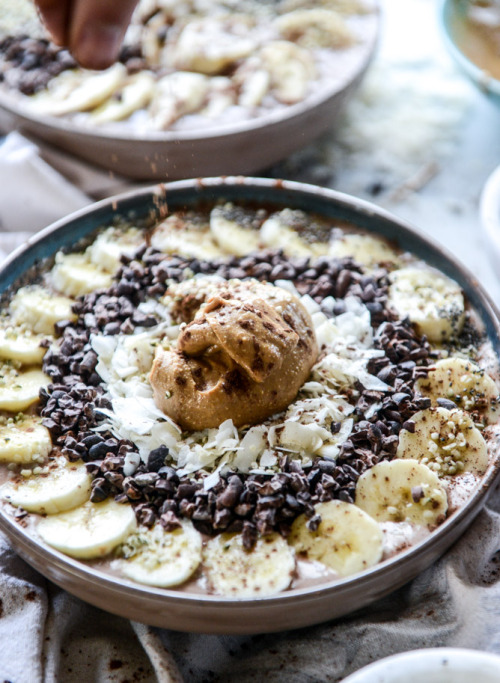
xmin=242 ymin=521 xmax=258 ymax=549
xmin=411 ymin=486 xmax=424 ymax=502
xmin=160 ymin=511 xmax=182 ymax=531
xmin=88 ymin=442 xmax=112 ymax=459
xmin=137 ymin=507 xmax=157 ymax=527
xmin=82 ymin=434 xmax=103 ymax=449
xmin=214 ymin=508 xmax=233 ymax=529
xmin=437 ymin=398 xmax=457 ymax=410
xmin=147 ymin=445 xmax=169 ymax=472
xmin=90 ymin=479 xmax=109 ymax=503
xmin=134 ymin=473 xmax=159 ymax=487
xmin=176 ymin=483 xmax=200 ymax=500
xmin=217 ymin=475 xmax=243 ymax=508
xmin=306 ymin=514 xmax=321 ymax=532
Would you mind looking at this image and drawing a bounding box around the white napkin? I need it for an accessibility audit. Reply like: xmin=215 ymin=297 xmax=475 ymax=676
xmin=0 ymin=130 xmax=152 ymax=265
xmin=0 ymin=132 xmax=92 ymax=258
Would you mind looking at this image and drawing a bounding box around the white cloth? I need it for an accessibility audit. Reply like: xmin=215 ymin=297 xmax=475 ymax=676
xmin=0 ymin=131 xmax=146 ymax=262
xmin=0 ymin=132 xmax=91 ymax=235
xmin=2 ymin=491 xmax=500 ymax=682
xmin=0 ymin=531 xmax=183 ymax=682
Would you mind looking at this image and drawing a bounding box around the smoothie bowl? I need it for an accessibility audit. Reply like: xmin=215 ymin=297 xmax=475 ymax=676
xmin=0 ymin=0 xmax=379 ymax=179
xmin=0 ymin=177 xmax=499 ymax=634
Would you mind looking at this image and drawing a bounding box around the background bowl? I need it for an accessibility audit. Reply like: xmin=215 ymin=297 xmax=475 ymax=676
xmin=0 ymin=10 xmax=379 ymax=181
xmin=342 ymin=648 xmax=500 ymax=683
xmin=440 ymin=0 xmax=500 ymax=105
xmin=0 ymin=177 xmax=500 ymax=634
xmin=480 ymin=164 xmax=500 ymax=278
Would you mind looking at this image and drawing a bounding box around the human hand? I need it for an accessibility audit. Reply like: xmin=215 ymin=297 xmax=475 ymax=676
xmin=34 ymin=0 xmax=140 ymax=70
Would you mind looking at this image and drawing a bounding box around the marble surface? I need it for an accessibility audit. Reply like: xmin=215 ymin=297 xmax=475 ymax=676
xmin=271 ymin=0 xmax=500 ymax=303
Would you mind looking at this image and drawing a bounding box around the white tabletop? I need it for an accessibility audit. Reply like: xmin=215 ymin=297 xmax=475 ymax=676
xmin=274 ymin=0 xmax=500 ymax=303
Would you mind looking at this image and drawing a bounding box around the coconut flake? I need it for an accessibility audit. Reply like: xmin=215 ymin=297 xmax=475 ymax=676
xmin=313 ymin=353 xmax=390 ymax=392
xmin=232 ymin=426 xmax=267 ymax=472
xmin=89 ymin=276 xmax=386 ymax=478
xmin=123 ymin=451 xmax=141 ymax=476
xmin=300 ymin=294 xmax=321 ymax=315
xmin=260 ymin=449 xmax=278 ymax=468
xmin=274 ymin=279 xmax=300 ymax=297
xmin=278 ymin=421 xmax=323 ymax=454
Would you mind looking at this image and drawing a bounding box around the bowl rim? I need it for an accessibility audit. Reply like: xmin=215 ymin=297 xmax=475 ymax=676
xmin=0 ymin=8 xmax=380 ymax=144
xmin=342 ymin=647 xmax=500 ymax=681
xmin=439 ymin=0 xmax=500 ymax=98
xmin=1 ymin=176 xmax=500 ymax=629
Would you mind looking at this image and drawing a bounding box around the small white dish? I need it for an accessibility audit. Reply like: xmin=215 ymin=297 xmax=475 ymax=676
xmin=480 ymin=164 xmax=500 ymax=278
xmin=342 ymin=648 xmax=500 ymax=683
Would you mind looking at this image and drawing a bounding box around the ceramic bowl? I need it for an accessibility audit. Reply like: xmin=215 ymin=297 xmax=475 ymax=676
xmin=0 ymin=9 xmax=379 ymax=181
xmin=342 ymin=648 xmax=500 ymax=683
xmin=440 ymin=0 xmax=500 ymax=105
xmin=0 ymin=177 xmax=499 ymax=635
xmin=480 ymin=164 xmax=500 ymax=278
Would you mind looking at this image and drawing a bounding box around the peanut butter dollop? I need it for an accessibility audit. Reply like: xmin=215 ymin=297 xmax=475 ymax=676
xmin=150 ymin=279 xmax=318 ymax=431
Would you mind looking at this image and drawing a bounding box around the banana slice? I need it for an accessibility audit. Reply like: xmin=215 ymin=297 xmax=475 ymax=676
xmin=397 ymin=407 xmax=488 ymax=477
xmin=1 ymin=457 xmax=91 ymax=514
xmin=259 ymin=40 xmax=316 ymax=104
xmin=0 ymin=325 xmax=48 ymax=364
xmin=10 ymin=285 xmax=76 ymax=335
xmin=140 ymin=11 xmax=165 ymax=66
xmin=172 ymin=20 xmax=256 ymax=75
xmin=275 ymin=9 xmax=354 ymax=49
xmin=201 ymin=77 xmax=237 ymax=119
xmin=27 ymin=68 xmax=81 ymax=107
xmin=329 ymin=233 xmax=400 ymax=268
xmin=0 ymin=416 xmax=51 ymax=464
xmin=355 ymin=459 xmax=448 ymax=526
xmin=88 ymin=226 xmax=144 ymax=274
xmin=28 ymin=63 xmax=127 ymax=116
xmin=237 ymin=67 xmax=270 ymax=108
xmin=51 ymin=252 xmax=113 ymax=297
xmin=91 ymin=72 xmax=156 ymax=124
xmin=388 ymin=267 xmax=465 ymax=343
xmin=416 ymin=357 xmax=500 ymax=424
xmin=150 ymin=72 xmax=209 ymax=129
xmin=203 ymin=532 xmax=295 ymax=598
xmin=115 ymin=521 xmax=202 ymax=587
xmin=0 ymin=367 xmax=50 ymax=412
xmin=209 ymin=204 xmax=261 ymax=256
xmin=259 ymin=209 xmax=328 ymax=258
xmin=37 ymin=498 xmax=137 ymax=560
xmin=288 ymin=500 xmax=383 ymax=577
xmin=151 ymin=215 xmax=220 ymax=259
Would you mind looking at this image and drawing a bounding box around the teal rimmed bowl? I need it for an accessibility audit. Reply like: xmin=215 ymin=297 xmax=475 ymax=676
xmin=0 ymin=177 xmax=499 ymax=634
